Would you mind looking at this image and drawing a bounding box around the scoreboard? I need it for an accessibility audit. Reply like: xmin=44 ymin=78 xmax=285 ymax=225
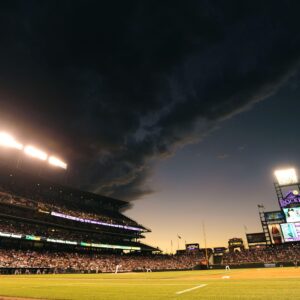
xmin=186 ymin=243 xmax=200 ymax=251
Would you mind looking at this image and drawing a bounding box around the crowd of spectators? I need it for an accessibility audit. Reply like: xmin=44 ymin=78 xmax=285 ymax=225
xmin=0 ymin=250 xmax=202 ymax=273
xmin=222 ymin=244 xmax=300 ymax=264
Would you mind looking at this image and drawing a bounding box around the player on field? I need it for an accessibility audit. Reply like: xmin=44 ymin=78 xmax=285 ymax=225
xmin=115 ymin=264 xmax=121 ymax=274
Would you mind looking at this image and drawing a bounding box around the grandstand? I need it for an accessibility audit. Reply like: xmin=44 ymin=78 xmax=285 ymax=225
xmin=0 ymin=162 xmax=175 ymax=272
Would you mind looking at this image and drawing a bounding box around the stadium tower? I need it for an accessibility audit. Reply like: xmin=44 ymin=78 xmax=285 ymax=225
xmin=256 ymin=168 xmax=300 ymax=246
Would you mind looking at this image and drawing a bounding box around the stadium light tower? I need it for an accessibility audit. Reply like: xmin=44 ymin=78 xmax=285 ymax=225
xmin=273 ymin=167 xmax=300 ymax=212
xmin=48 ymin=156 xmax=67 ymax=170
xmin=0 ymin=132 xmax=23 ymax=150
xmin=24 ymin=145 xmax=48 ymax=161
xmin=0 ymin=130 xmax=68 ymax=172
xmin=274 ymin=168 xmax=298 ymax=186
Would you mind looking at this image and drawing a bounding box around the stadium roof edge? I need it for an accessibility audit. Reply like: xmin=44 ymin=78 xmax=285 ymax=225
xmin=0 ymin=162 xmax=128 ymax=208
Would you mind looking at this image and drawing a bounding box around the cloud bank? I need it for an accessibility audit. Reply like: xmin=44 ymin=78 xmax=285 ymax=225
xmin=0 ymin=1 xmax=299 ymax=200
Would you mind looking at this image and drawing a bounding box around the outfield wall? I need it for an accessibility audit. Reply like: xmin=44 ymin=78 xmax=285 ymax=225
xmin=210 ymin=261 xmax=297 ymax=269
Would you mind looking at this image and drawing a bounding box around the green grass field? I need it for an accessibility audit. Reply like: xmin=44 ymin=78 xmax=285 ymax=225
xmin=0 ymin=268 xmax=299 ymax=300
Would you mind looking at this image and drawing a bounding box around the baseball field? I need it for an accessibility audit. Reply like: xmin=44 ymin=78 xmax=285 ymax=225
xmin=0 ymin=267 xmax=299 ymax=300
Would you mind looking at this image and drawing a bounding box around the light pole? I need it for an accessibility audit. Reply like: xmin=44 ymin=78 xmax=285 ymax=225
xmin=202 ymin=222 xmax=209 ymax=269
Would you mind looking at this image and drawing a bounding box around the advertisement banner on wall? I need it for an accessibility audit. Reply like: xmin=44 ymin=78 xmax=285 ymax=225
xmin=279 ymin=192 xmax=300 ymax=208
xmin=186 ymin=243 xmax=200 ymax=251
xmin=268 ymin=224 xmax=284 ymax=244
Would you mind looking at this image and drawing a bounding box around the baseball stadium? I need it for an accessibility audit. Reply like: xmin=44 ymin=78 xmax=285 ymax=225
xmin=1 ymin=2 xmax=300 ymax=299
xmin=0 ymin=132 xmax=299 ymax=300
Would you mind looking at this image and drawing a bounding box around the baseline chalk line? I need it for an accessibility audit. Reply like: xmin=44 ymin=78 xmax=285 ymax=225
xmin=175 ymin=284 xmax=207 ymax=295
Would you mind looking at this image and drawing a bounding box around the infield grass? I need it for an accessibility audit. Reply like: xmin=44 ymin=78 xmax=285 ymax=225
xmin=0 ymin=267 xmax=299 ymax=300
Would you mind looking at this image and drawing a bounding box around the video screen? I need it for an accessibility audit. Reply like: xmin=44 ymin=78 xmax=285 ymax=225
xmin=264 ymin=211 xmax=285 ymax=223
xmin=246 ymin=233 xmax=266 ymax=244
xmin=268 ymin=224 xmax=284 ymax=244
xmin=283 ymin=207 xmax=300 ymax=223
xmin=280 ymin=223 xmax=300 ymax=242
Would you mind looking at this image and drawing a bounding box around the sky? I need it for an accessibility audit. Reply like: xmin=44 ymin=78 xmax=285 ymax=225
xmin=0 ymin=1 xmax=300 ymax=252
xmin=127 ymin=75 xmax=300 ymax=251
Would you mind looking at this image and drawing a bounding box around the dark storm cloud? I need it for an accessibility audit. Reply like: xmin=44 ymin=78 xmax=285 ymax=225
xmin=0 ymin=1 xmax=300 ymax=200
